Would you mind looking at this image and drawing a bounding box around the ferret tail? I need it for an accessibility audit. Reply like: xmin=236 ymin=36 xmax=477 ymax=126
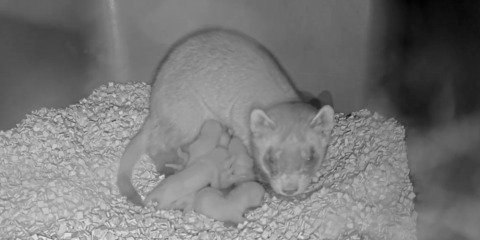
xmin=116 ymin=123 xmax=149 ymax=207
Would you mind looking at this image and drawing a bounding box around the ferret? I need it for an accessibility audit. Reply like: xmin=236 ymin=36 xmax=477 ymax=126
xmin=193 ymin=181 xmax=266 ymax=224
xmin=116 ymin=28 xmax=335 ymax=207
xmin=143 ymin=147 xmax=232 ymax=210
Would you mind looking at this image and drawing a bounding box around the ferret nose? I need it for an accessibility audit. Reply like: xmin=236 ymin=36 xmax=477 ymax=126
xmin=282 ymin=186 xmax=298 ymax=196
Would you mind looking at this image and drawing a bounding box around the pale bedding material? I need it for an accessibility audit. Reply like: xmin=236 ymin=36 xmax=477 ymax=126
xmin=0 ymin=82 xmax=417 ymax=240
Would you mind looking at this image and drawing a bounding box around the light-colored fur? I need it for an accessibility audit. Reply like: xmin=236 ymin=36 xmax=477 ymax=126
xmin=116 ymin=28 xmax=335 ymax=206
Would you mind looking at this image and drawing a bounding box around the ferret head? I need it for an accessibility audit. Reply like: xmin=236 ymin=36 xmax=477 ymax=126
xmin=250 ymin=103 xmax=335 ymax=197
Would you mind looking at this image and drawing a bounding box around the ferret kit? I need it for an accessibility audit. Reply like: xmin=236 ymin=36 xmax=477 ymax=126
xmin=143 ymin=119 xmax=265 ymax=225
xmin=0 ymin=82 xmax=417 ymax=240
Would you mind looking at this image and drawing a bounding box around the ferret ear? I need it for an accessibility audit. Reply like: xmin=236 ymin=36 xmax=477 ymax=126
xmin=250 ymin=109 xmax=276 ymax=136
xmin=310 ymin=105 xmax=335 ymax=136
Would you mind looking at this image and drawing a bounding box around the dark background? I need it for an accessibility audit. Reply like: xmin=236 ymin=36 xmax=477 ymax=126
xmin=376 ymin=1 xmax=480 ymax=240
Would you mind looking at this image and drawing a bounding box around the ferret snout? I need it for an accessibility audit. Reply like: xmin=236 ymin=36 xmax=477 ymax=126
xmin=271 ymin=173 xmax=311 ymax=196
xmin=281 ymin=183 xmax=299 ymax=196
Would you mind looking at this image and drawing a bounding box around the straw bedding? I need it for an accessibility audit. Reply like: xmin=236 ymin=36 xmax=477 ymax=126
xmin=0 ymin=82 xmax=417 ymax=240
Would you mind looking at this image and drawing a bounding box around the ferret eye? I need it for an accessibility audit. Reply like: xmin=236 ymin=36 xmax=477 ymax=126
xmin=265 ymin=149 xmax=275 ymax=165
xmin=306 ymin=147 xmax=315 ymax=161
xmin=266 ymin=156 xmax=275 ymax=165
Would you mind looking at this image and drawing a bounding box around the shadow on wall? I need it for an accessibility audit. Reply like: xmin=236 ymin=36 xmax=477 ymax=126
xmin=367 ymin=0 xmax=480 ymax=129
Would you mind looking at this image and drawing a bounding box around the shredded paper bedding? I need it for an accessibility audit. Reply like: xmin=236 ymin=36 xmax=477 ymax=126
xmin=0 ymin=82 xmax=417 ymax=240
